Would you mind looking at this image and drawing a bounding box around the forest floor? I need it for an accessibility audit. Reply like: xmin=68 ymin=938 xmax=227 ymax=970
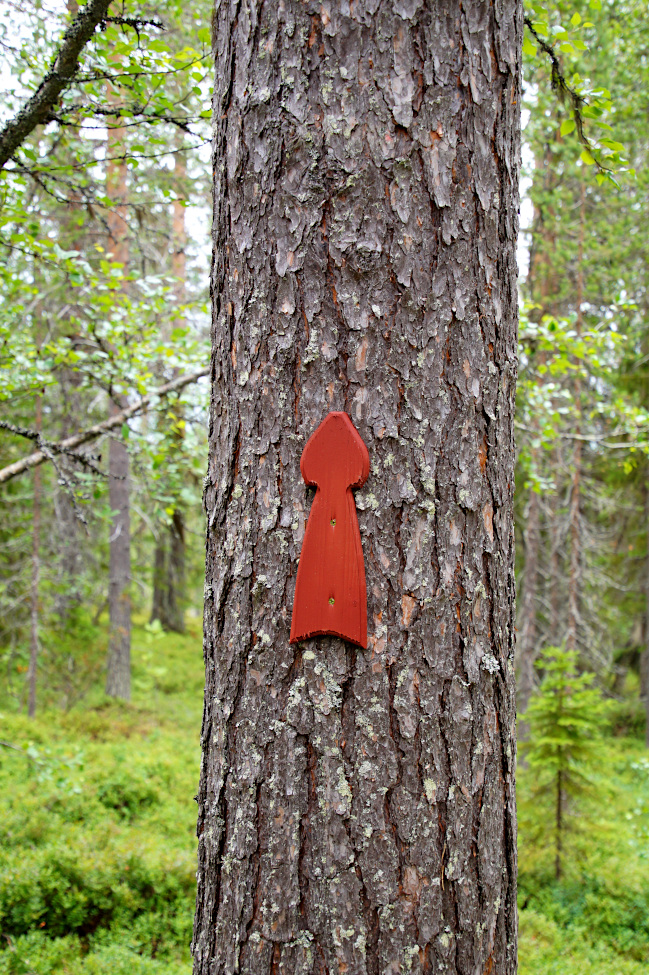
xmin=0 ymin=623 xmax=648 ymax=974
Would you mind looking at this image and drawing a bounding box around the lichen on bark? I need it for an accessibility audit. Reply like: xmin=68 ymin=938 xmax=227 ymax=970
xmin=195 ymin=2 xmax=522 ymax=973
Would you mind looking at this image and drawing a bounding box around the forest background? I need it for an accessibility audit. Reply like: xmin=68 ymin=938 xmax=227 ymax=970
xmin=1 ymin=0 xmax=649 ymax=973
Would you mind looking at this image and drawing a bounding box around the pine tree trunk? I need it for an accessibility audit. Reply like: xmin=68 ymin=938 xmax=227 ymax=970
xmin=53 ymin=0 xmax=84 ymax=626
xmin=166 ymin=150 xmax=187 ymax=634
xmin=167 ymin=507 xmax=185 ymax=632
xmin=195 ymin=4 xmax=522 ymax=974
xmin=105 ymin=83 xmax=131 ymax=700
xmin=566 ymin=441 xmax=581 ymax=653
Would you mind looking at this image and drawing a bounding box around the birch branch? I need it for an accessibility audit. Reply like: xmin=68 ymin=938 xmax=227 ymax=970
xmin=0 ymin=0 xmax=113 ymax=170
xmin=0 ymin=367 xmax=209 ymax=484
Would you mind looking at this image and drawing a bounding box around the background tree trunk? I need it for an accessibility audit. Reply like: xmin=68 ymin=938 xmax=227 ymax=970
xmin=151 ymin=508 xmax=186 ymax=633
xmin=53 ymin=381 xmax=83 ymax=625
xmin=195 ymin=3 xmax=521 ymax=974
xmin=640 ymin=478 xmax=649 ymax=748
xmin=106 ymin=412 xmax=131 ymax=699
xmin=566 ymin=182 xmax=586 ymax=655
xmin=518 ymin=485 xmax=540 ymax=715
xmin=104 ymin=80 xmax=131 ymax=700
xmin=548 ymin=472 xmax=562 ymax=646
xmin=27 ymin=392 xmax=42 ymax=718
xmin=151 ymin=147 xmax=187 ymax=634
xmin=54 ymin=48 xmax=84 ymax=624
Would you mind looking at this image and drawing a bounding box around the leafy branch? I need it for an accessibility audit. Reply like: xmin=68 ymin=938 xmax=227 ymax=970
xmin=524 ymin=16 xmax=589 ymax=145
xmin=523 ymin=12 xmax=630 ymax=182
xmin=0 ymin=0 xmax=199 ymax=172
xmin=0 ymin=0 xmax=113 ymax=170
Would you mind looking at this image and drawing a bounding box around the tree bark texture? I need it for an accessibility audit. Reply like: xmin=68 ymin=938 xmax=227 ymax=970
xmin=195 ymin=3 xmax=521 ymax=974
xmin=547 ymin=469 xmax=562 ymax=647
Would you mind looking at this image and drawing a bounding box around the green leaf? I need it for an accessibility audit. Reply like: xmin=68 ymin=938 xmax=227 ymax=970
xmin=523 ymin=35 xmax=537 ymax=58
xmin=580 ymin=149 xmax=596 ymax=165
xmin=600 ymin=139 xmax=626 ymax=152
xmin=560 ymin=118 xmax=576 ymax=137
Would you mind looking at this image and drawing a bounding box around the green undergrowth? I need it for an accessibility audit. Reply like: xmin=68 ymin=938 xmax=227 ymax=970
xmin=0 ymin=621 xmax=204 ymax=975
xmin=518 ymin=735 xmax=649 ymax=974
xmin=2 ymin=621 xmax=649 ymax=972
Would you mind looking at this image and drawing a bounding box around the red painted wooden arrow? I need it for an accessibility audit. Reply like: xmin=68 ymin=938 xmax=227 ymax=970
xmin=290 ymin=411 xmax=370 ymax=649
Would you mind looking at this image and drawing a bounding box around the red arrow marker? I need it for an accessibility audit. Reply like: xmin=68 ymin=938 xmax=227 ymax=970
xmin=290 ymin=412 xmax=370 ymax=649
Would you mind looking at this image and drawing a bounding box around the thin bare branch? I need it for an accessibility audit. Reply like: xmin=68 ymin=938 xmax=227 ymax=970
xmin=0 ymin=367 xmax=209 ymax=484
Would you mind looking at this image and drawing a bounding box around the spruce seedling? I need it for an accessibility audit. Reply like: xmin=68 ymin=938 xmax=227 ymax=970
xmin=521 ymin=646 xmax=611 ymax=879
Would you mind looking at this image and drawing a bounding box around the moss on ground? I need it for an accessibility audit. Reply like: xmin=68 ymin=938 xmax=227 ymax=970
xmin=0 ymin=622 xmax=203 ymax=974
xmin=1 ymin=621 xmax=648 ymax=973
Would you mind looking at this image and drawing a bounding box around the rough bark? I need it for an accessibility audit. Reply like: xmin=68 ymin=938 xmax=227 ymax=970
xmin=195 ymin=3 xmax=521 ymax=974
xmin=0 ymin=0 xmax=112 ymax=170
xmin=566 ymin=442 xmax=581 ymax=653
